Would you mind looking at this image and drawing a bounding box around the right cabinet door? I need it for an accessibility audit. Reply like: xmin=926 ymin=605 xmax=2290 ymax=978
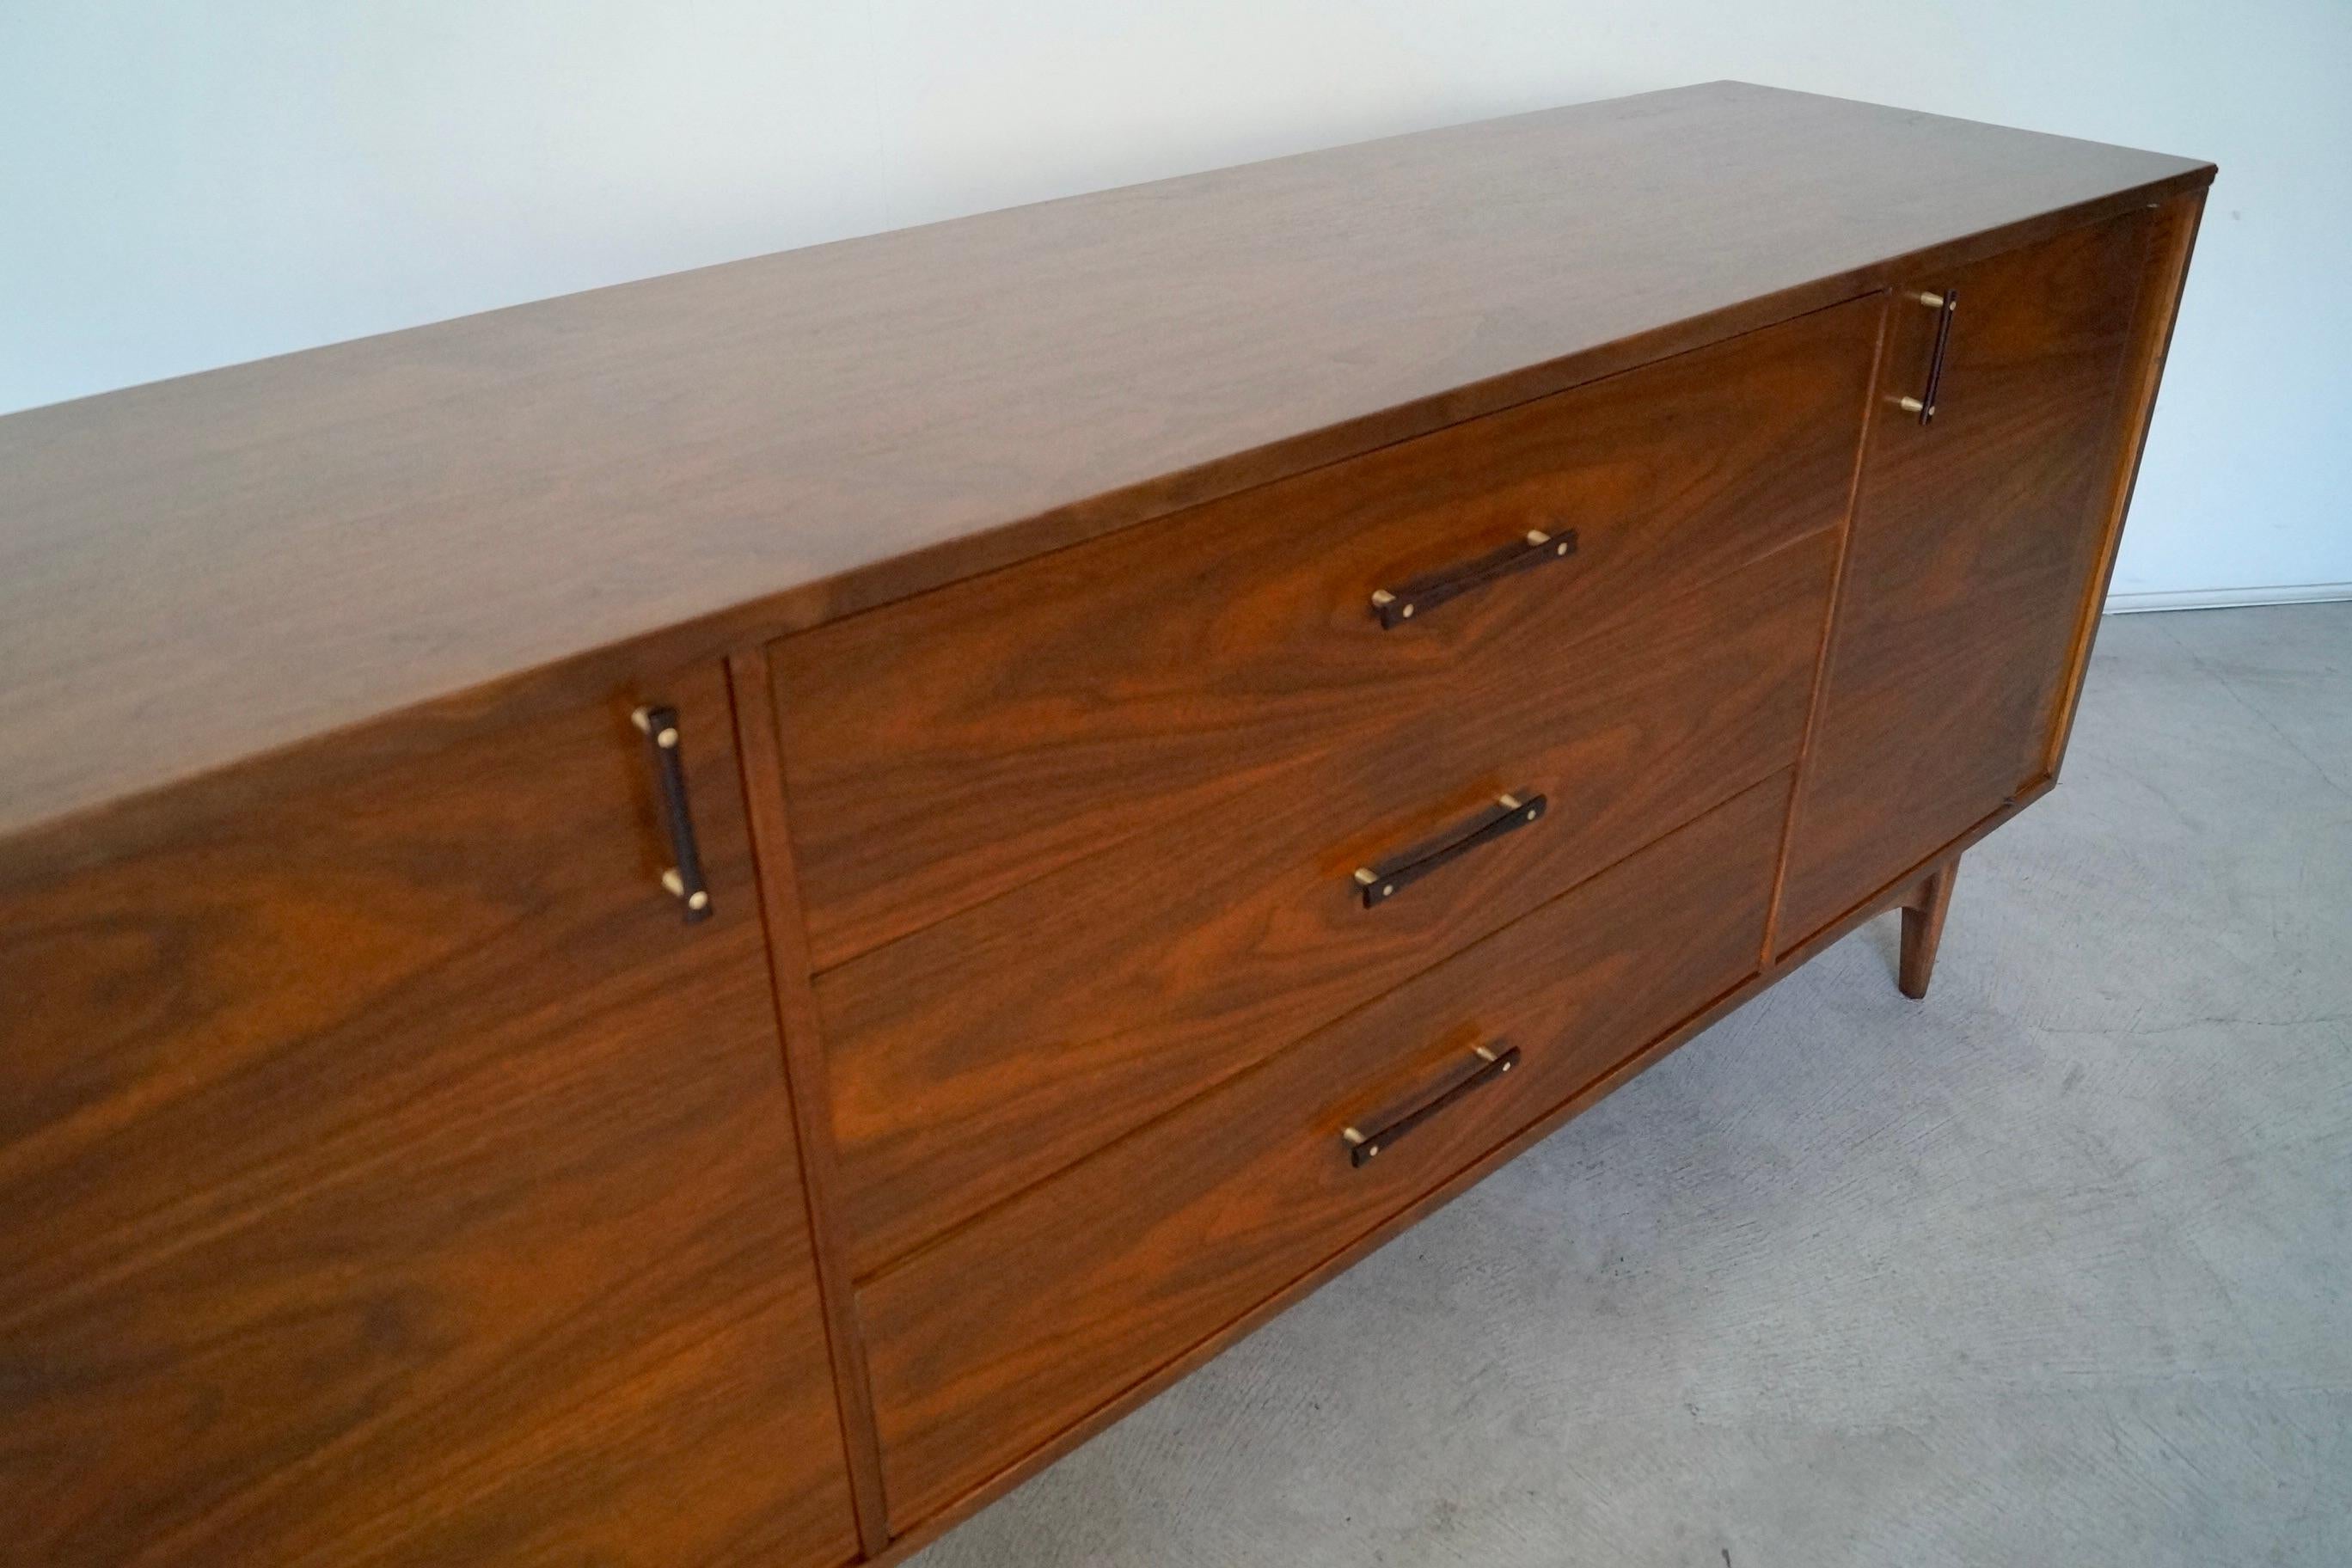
xmin=1776 ymin=211 xmax=2156 ymax=952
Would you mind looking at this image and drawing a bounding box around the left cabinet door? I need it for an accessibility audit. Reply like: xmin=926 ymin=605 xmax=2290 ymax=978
xmin=0 ymin=665 xmax=860 ymax=1567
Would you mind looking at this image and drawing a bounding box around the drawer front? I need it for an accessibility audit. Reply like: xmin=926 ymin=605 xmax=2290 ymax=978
xmin=772 ymin=296 xmax=1879 ymax=970
xmin=861 ymin=771 xmax=1790 ymax=1528
xmin=824 ymin=530 xmax=1838 ymax=1277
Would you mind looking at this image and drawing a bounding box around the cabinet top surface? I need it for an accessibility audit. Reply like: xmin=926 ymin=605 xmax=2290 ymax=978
xmin=0 ymin=82 xmax=2208 ymax=852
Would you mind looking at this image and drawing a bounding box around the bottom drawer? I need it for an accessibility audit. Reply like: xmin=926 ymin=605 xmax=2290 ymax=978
xmin=860 ymin=769 xmax=1792 ymax=1527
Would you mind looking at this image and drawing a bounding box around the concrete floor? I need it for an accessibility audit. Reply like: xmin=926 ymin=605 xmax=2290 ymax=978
xmin=910 ymin=603 xmax=2352 ymax=1568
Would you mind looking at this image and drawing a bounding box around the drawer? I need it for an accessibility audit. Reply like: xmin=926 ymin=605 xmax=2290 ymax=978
xmin=822 ymin=529 xmax=1838 ymax=1276
xmin=860 ymin=770 xmax=1790 ymax=1528
xmin=770 ymin=296 xmax=1878 ymax=970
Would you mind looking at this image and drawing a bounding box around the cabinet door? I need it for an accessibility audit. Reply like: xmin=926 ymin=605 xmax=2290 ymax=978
xmin=0 ymin=666 xmax=859 ymax=1566
xmin=1774 ymin=212 xmax=2155 ymax=950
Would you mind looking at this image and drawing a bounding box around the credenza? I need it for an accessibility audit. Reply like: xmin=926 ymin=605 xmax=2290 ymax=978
xmin=0 ymin=83 xmax=2211 ymax=1565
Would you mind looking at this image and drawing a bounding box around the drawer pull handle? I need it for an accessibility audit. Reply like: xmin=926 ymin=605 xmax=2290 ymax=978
xmin=1370 ymin=528 xmax=1577 ymax=628
xmin=1896 ymin=287 xmax=1957 ymax=425
xmin=633 ymin=704 xmax=714 ymax=924
xmin=1353 ymin=792 xmax=1547 ymax=909
xmin=1343 ymin=1044 xmax=1521 ymax=1167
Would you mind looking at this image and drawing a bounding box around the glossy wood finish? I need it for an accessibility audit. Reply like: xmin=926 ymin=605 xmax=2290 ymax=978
xmin=0 ymin=85 xmax=2209 ymax=876
xmin=861 ymin=773 xmax=1788 ymax=1527
xmin=0 ymin=87 xmax=2213 ymax=1568
xmin=0 ymin=667 xmax=858 ymax=1567
xmin=779 ymin=305 xmax=1877 ymax=974
xmin=1773 ymin=211 xmax=2159 ymax=952
xmin=775 ymin=301 xmax=1876 ymax=969
xmin=822 ymin=529 xmax=1840 ymax=1277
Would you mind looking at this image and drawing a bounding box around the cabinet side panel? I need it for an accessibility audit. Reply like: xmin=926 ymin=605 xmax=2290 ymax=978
xmin=2043 ymin=188 xmax=2209 ymax=777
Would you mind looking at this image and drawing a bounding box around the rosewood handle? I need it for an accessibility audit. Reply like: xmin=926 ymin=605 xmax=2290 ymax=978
xmin=1353 ymin=792 xmax=1547 ymax=909
xmin=1898 ymin=288 xmax=1958 ymax=426
xmin=1370 ymin=528 xmax=1577 ymax=628
xmin=1342 ymin=1044 xmax=1521 ymax=1167
xmin=633 ymin=704 xmax=713 ymax=924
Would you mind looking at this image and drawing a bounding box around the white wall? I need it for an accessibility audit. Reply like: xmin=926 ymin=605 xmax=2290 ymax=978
xmin=4 ymin=2 xmax=2344 ymax=602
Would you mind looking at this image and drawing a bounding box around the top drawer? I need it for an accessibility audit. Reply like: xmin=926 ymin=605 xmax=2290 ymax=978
xmin=771 ymin=297 xmax=1880 ymax=970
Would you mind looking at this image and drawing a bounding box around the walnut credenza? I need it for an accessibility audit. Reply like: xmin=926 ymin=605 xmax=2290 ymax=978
xmin=0 ymin=84 xmax=2210 ymax=1565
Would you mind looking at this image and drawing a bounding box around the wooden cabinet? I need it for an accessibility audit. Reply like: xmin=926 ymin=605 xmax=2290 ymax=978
xmin=0 ymin=85 xmax=2207 ymax=1566
xmin=0 ymin=668 xmax=861 ymax=1567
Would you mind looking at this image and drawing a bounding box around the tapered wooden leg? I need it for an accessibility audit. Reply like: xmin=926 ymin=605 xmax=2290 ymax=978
xmin=1898 ymin=856 xmax=1959 ymax=1000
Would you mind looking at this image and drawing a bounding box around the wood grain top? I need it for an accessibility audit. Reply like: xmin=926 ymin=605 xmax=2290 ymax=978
xmin=0 ymin=82 xmax=2209 ymax=854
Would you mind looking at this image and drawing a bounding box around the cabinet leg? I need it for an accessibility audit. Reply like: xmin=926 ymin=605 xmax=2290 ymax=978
xmin=1897 ymin=857 xmax=1959 ymax=1000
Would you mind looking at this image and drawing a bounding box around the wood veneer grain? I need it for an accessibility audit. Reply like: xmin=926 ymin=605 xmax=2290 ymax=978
xmin=0 ymin=84 xmax=2209 ymax=871
xmin=775 ymin=298 xmax=1878 ymax=968
xmin=823 ymin=530 xmax=1841 ymax=1279
xmin=0 ymin=85 xmax=2214 ymax=1568
xmin=0 ymin=666 xmax=858 ymax=1567
xmin=1775 ymin=211 xmax=2159 ymax=950
xmin=861 ymin=772 xmax=1789 ymax=1526
xmin=2046 ymin=190 xmax=2210 ymax=778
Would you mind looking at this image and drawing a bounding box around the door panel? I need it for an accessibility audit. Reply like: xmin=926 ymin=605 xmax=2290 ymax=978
xmin=0 ymin=666 xmax=859 ymax=1567
xmin=1775 ymin=213 xmax=2155 ymax=950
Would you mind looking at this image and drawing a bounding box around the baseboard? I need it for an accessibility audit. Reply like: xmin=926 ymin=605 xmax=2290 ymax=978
xmin=2105 ymin=583 xmax=2352 ymax=614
